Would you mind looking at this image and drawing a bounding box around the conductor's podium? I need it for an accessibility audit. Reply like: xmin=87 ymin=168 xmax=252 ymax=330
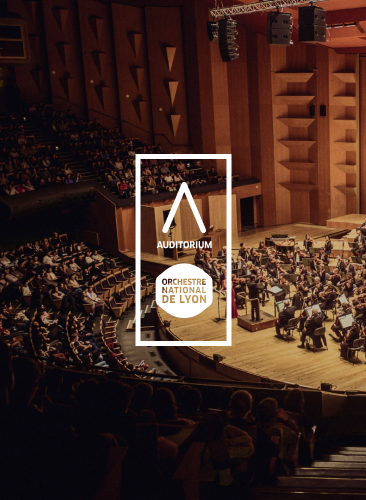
xmin=237 ymin=311 xmax=277 ymax=332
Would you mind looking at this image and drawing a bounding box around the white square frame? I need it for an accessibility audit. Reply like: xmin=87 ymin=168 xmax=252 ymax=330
xmin=135 ymin=153 xmax=232 ymax=346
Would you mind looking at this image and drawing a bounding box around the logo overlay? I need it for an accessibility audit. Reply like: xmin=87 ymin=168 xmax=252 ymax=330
xmin=156 ymin=264 xmax=213 ymax=318
xmin=135 ymin=153 xmax=232 ymax=347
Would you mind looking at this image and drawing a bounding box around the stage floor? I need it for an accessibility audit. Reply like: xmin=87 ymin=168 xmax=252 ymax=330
xmin=156 ymin=222 xmax=366 ymax=392
xmin=159 ymin=296 xmax=366 ymax=392
xmin=327 ymin=213 xmax=365 ymax=230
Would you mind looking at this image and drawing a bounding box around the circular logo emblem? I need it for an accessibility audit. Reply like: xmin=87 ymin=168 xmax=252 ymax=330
xmin=155 ymin=263 xmax=213 ymax=318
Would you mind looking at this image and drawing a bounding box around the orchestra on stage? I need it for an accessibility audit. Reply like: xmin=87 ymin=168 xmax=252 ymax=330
xmin=194 ymin=228 xmax=366 ymax=362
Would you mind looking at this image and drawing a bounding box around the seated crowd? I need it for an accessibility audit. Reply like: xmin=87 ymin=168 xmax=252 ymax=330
xmin=0 ymin=232 xmax=151 ymax=373
xmin=0 ymin=108 xmax=84 ymax=195
xmin=0 ymin=344 xmax=319 ymax=499
xmin=0 ymin=103 xmax=227 ymax=200
xmin=45 ymin=105 xmax=222 ymax=198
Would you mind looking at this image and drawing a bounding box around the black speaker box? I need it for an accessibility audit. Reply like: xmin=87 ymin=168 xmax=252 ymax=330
xmin=299 ymin=6 xmax=326 ymax=26
xmin=309 ymin=104 xmax=315 ymax=117
xmin=299 ymin=25 xmax=326 ymax=43
xmin=267 ymin=29 xmax=291 ymax=45
xmin=267 ymin=12 xmax=291 ymax=29
xmin=320 ymin=105 xmax=326 ymax=116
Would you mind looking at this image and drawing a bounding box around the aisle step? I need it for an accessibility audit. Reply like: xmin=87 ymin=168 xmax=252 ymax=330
xmin=295 ymin=468 xmax=366 ymax=478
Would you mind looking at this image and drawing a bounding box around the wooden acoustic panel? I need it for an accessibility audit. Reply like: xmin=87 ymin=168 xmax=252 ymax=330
xmin=208 ymin=194 xmax=238 ymax=239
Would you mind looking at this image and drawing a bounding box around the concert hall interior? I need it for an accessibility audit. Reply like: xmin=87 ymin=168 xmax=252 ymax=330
xmin=4 ymin=0 xmax=366 ymax=498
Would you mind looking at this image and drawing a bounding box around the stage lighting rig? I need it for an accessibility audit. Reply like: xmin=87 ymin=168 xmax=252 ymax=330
xmin=209 ymin=0 xmax=328 ymax=19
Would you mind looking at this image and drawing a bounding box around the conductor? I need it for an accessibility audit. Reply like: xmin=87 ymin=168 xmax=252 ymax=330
xmin=298 ymin=308 xmax=324 ymax=349
xmin=275 ymin=300 xmax=297 ymax=338
xmin=247 ymin=275 xmax=262 ymax=321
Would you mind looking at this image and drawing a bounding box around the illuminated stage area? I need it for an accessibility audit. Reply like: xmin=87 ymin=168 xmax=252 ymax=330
xmin=157 ymin=221 xmax=366 ymax=392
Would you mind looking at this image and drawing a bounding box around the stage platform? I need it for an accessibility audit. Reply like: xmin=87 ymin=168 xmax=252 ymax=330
xmin=137 ymin=222 xmax=366 ymax=391
xmin=158 ymin=295 xmax=366 ymax=392
xmin=327 ymin=213 xmax=365 ymax=230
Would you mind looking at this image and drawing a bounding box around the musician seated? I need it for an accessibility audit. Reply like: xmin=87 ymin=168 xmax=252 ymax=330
xmin=345 ymin=259 xmax=355 ymax=277
xmin=309 ymin=257 xmax=317 ymax=276
xmin=275 ymin=300 xmax=297 ymax=338
xmin=324 ymin=236 xmax=333 ymax=257
xmin=284 ymin=250 xmax=293 ymax=264
xmin=218 ymin=245 xmax=227 ymax=261
xmin=318 ymin=264 xmax=327 ymax=284
xmin=340 ymin=323 xmax=360 ymax=360
xmin=238 ymin=242 xmax=248 ymax=261
xmin=297 ymin=263 xmax=308 ymax=277
xmin=247 ymin=261 xmax=257 ymax=275
xmin=296 ymin=274 xmax=309 ymax=295
xmin=287 ymin=259 xmax=295 ymax=274
xmin=294 ymin=246 xmax=307 ymax=264
xmin=305 ymin=277 xmax=323 ymax=306
xmin=194 ymin=248 xmax=205 ymax=267
xmin=319 ymin=289 xmax=338 ymax=320
xmin=258 ymin=241 xmax=267 ymax=250
xmin=343 ymin=275 xmax=355 ymax=298
xmin=353 ymin=230 xmax=366 ymax=257
xmin=303 ymin=233 xmax=313 ymax=252
xmin=318 ymin=249 xmax=329 ymax=266
xmin=236 ymin=255 xmax=245 ymax=270
xmin=335 ymin=255 xmax=346 ymax=274
xmin=255 ymin=269 xmax=269 ymax=304
xmin=329 ymin=305 xmax=353 ymax=343
xmin=298 ymin=308 xmax=324 ymax=349
xmin=353 ymin=297 xmax=366 ymax=327
xmin=329 ymin=269 xmax=340 ymax=287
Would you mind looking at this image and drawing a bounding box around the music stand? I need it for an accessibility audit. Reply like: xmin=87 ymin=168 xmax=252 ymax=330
xmin=339 ymin=314 xmax=354 ymax=330
xmin=305 ymin=304 xmax=322 ymax=317
xmin=338 ymin=294 xmax=349 ymax=306
xmin=276 ymin=301 xmax=285 ymax=313
xmin=268 ymin=286 xmax=285 ymax=317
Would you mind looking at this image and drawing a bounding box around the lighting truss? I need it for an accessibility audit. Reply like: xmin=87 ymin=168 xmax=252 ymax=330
xmin=210 ymin=0 xmax=328 ymax=19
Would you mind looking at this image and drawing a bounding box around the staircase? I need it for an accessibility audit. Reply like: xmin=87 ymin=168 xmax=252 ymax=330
xmin=254 ymin=446 xmax=366 ymax=499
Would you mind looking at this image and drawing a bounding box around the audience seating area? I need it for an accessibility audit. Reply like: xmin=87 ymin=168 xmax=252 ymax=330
xmin=0 ymin=231 xmax=155 ymax=374
xmin=0 ymin=104 xmax=238 ymax=201
xmin=3 ymin=345 xmax=364 ymax=500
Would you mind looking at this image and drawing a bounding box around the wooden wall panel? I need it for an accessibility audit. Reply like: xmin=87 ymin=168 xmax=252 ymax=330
xmin=77 ymin=0 xmax=120 ymax=128
xmin=182 ymin=0 xmax=216 ymax=155
xmin=145 ymin=6 xmax=190 ymax=152
xmin=111 ymin=3 xmax=153 ymax=144
xmin=208 ymin=195 xmax=238 ymax=239
xmin=85 ymin=191 xmax=119 ymax=254
xmin=180 ymin=199 xmax=203 ymax=242
xmin=360 ymin=55 xmax=366 ymax=213
xmin=154 ymin=204 xmax=182 ymax=256
xmin=226 ymin=30 xmax=251 ymax=178
xmin=42 ymin=0 xmax=87 ymax=116
xmin=10 ymin=0 xmax=50 ymax=104
xmin=141 ymin=206 xmax=158 ymax=254
xmin=209 ymin=41 xmax=232 ymax=176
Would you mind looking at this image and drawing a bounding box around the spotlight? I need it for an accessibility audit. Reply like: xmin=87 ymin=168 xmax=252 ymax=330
xmin=218 ymin=18 xmax=239 ymax=62
xmin=207 ymin=21 xmax=219 ymax=42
